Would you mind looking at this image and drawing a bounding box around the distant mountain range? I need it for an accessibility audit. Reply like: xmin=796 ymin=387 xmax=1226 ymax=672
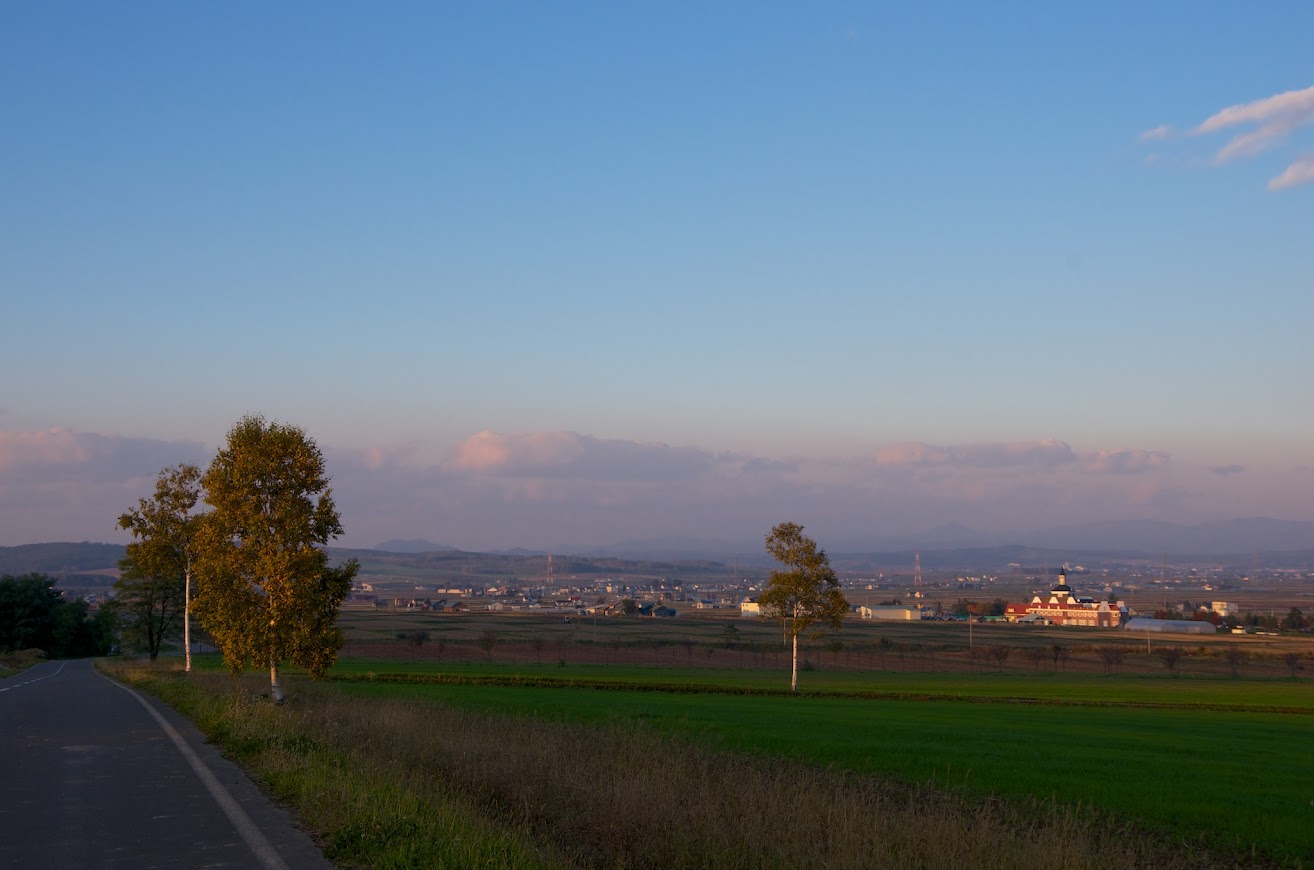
xmin=7 ymin=517 xmax=1314 ymax=580
xmin=373 ymin=538 xmax=456 ymax=554
xmin=559 ymin=517 xmax=1314 ymax=564
xmin=373 ymin=539 xmax=545 ymax=557
xmin=0 ymin=542 xmax=126 ymax=575
xmin=1010 ymin=518 xmax=1314 ymax=555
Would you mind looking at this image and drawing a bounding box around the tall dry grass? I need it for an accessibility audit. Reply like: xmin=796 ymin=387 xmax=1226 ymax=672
xmin=290 ymin=681 xmax=1248 ymax=870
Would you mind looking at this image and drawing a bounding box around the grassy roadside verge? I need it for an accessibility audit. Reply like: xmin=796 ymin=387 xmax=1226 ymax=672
xmin=1 ymin=648 xmax=48 ymax=678
xmin=97 ymin=658 xmax=564 ymax=869
xmin=99 ymin=658 xmax=1278 ymax=869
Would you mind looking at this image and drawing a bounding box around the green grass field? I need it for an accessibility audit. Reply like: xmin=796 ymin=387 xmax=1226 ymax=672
xmin=322 ymin=656 xmax=1314 ymax=710
xmin=303 ymin=658 xmax=1314 ymax=864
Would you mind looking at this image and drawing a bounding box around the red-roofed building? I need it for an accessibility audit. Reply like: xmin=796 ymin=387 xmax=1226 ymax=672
xmin=1004 ymin=569 xmax=1127 ymax=628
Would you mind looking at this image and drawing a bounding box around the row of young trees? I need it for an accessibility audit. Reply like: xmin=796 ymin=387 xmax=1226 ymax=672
xmin=115 ymin=415 xmax=357 ymax=703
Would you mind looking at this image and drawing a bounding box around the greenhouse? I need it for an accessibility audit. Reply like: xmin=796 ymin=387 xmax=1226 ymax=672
xmin=1124 ymin=617 xmax=1218 ymax=635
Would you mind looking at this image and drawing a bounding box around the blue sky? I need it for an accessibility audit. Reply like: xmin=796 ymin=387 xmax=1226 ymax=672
xmin=2 ymin=3 xmax=1312 ymax=550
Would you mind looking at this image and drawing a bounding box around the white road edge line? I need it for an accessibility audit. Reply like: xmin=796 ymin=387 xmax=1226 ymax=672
xmin=0 ymin=661 xmax=66 ymax=692
xmin=102 ymin=673 xmax=290 ymax=870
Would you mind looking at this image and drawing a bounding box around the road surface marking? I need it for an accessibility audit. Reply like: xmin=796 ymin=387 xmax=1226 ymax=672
xmin=102 ymin=673 xmax=291 ymax=870
xmin=0 ymin=661 xmax=65 ymax=693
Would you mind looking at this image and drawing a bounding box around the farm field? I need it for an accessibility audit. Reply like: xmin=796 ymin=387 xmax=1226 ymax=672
xmin=336 ymin=607 xmax=1314 ymax=679
xmin=178 ymin=610 xmax=1314 ymax=866
xmin=324 ymin=657 xmax=1314 ymax=711
xmin=318 ymin=663 xmax=1314 ymax=864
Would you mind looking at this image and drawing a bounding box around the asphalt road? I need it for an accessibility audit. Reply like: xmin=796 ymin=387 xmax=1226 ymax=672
xmin=0 ymin=659 xmax=332 ymax=869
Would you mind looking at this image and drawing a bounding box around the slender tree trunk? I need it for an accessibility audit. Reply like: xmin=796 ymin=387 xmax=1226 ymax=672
xmin=270 ymin=660 xmax=286 ymax=705
xmin=183 ymin=566 xmax=192 ymax=673
xmin=791 ymin=631 xmax=799 ymax=692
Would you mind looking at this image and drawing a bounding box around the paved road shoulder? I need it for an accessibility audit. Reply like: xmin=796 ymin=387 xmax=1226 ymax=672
xmin=0 ymin=658 xmax=332 ymax=870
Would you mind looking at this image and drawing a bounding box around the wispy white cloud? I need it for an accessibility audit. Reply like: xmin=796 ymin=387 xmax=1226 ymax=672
xmin=443 ymin=430 xmax=717 ymax=481
xmin=1079 ymin=449 xmax=1170 ymax=475
xmin=872 ymin=439 xmax=1077 ymax=470
xmin=1140 ymin=124 xmax=1173 ymax=142
xmin=1194 ymin=85 xmax=1314 ymax=140
xmin=1167 ymin=84 xmax=1314 ymax=189
xmin=869 ymin=440 xmax=1168 ymax=475
xmin=1267 ymin=153 xmax=1314 ymax=191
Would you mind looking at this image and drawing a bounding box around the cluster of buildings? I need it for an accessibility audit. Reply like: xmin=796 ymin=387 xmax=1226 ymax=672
xmin=1003 ymin=569 xmax=1128 ymax=627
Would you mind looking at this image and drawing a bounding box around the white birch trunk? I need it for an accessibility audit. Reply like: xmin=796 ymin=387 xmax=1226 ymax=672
xmin=791 ymin=630 xmax=799 ymax=693
xmin=183 ymin=566 xmax=192 ymax=673
xmin=270 ymin=660 xmax=286 ymax=705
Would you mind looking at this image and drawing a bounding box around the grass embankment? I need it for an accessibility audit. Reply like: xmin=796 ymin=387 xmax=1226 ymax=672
xmin=106 ymin=658 xmax=1283 ymax=869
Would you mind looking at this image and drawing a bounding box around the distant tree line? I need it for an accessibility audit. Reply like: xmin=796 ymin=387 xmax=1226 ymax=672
xmin=0 ymin=573 xmax=114 ymax=658
xmin=0 ymin=542 xmax=127 ymax=575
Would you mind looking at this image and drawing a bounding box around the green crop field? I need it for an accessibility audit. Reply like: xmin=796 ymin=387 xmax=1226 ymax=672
xmin=308 ymin=660 xmax=1313 ymax=865
xmin=323 ymin=656 xmax=1314 ymax=710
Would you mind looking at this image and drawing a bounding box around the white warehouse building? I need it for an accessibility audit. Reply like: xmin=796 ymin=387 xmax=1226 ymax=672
xmin=858 ymin=605 xmax=921 ymax=621
xmin=1124 ymin=618 xmax=1218 ymax=635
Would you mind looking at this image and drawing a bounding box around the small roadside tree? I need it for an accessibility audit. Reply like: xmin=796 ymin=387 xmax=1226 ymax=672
xmin=1097 ymin=645 xmax=1125 ymax=676
xmin=406 ymin=629 xmax=430 ymax=659
xmin=1157 ymin=646 xmax=1184 ymax=677
xmin=194 ymin=416 xmax=358 ymax=704
xmin=1282 ymin=651 xmax=1303 ymax=680
xmin=758 ymin=522 xmax=849 ymax=692
xmin=1224 ymin=646 xmax=1246 ymax=678
xmin=112 ymin=557 xmax=184 ymax=660
xmin=478 ymin=628 xmax=498 ymax=662
xmin=116 ymin=464 xmax=203 ymax=667
xmin=1049 ymin=642 xmax=1069 ymax=672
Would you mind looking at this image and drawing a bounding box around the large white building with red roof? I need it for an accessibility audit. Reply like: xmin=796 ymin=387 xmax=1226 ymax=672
xmin=1004 ymin=569 xmax=1128 ymax=627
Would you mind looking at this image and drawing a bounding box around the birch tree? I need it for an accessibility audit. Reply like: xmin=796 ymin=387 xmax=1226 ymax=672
xmin=117 ymin=464 xmax=203 ymax=666
xmin=195 ymin=416 xmax=357 ymax=704
xmin=758 ymin=522 xmax=849 ymax=692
